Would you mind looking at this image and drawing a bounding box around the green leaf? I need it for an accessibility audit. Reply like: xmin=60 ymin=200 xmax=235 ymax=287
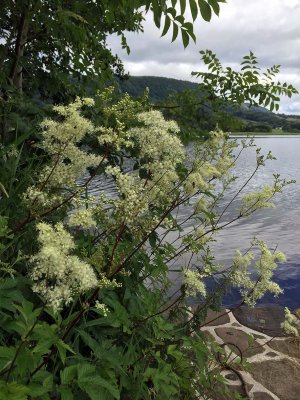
xmin=180 ymin=0 xmax=187 ymax=14
xmin=189 ymin=0 xmax=198 ymax=21
xmin=181 ymin=29 xmax=189 ymax=48
xmin=61 ymin=365 xmax=77 ymax=385
xmin=77 ymin=364 xmax=120 ymax=400
xmin=172 ymin=22 xmax=179 ymax=42
xmin=56 ymin=340 xmax=75 ymax=364
xmin=0 ymin=381 xmax=29 ymax=400
xmin=152 ymin=0 xmax=161 ymax=28
xmin=198 ymin=0 xmax=212 ymax=21
xmin=161 ymin=15 xmax=171 ymax=37
xmin=0 ymin=347 xmax=15 ymax=372
xmin=57 ymin=9 xmax=88 ymax=24
xmin=59 ymin=386 xmax=74 ymax=400
xmin=208 ymin=0 xmax=220 ymax=15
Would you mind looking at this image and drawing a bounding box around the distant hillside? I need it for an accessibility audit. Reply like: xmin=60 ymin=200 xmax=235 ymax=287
xmin=117 ymin=76 xmax=198 ymax=101
xmin=117 ymin=76 xmax=300 ymax=133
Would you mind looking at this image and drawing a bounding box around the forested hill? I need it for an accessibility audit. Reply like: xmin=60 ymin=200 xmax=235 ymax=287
xmin=117 ymin=76 xmax=300 ymax=133
xmin=117 ymin=76 xmax=198 ymax=101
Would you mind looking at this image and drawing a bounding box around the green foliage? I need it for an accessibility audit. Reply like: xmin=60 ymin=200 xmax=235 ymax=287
xmin=0 ymin=88 xmax=294 ymax=399
xmin=157 ymin=51 xmax=298 ymax=139
xmin=0 ymin=1 xmax=297 ymax=399
xmin=193 ymin=50 xmax=298 ymax=110
xmin=117 ymin=75 xmax=300 ymax=134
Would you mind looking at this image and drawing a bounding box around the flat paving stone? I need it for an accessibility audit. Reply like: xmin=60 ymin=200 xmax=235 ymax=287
xmin=268 ymin=338 xmax=300 ymax=359
xmin=233 ymin=305 xmax=286 ymax=336
xmin=250 ymin=359 xmax=300 ymax=400
xmin=215 ymin=327 xmax=264 ymax=357
xmin=203 ymin=309 xmax=231 ymax=326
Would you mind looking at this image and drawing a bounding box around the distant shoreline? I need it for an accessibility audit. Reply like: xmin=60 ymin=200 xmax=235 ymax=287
xmin=230 ymin=131 xmax=300 ymax=137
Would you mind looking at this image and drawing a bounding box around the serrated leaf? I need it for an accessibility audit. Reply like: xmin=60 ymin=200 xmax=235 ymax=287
xmin=0 ymin=381 xmax=29 ymax=400
xmin=77 ymin=364 xmax=120 ymax=400
xmin=59 ymin=386 xmax=74 ymax=400
xmin=56 ymin=339 xmax=75 ymax=364
xmin=184 ymin=22 xmax=196 ymax=41
xmin=61 ymin=365 xmax=77 ymax=385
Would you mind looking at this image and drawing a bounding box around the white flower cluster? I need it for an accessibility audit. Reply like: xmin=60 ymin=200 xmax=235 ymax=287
xmin=23 ymin=98 xmax=101 ymax=211
xmin=130 ymin=111 xmax=184 ymax=204
xmin=184 ymin=131 xmax=235 ymax=196
xmin=183 ymin=269 xmax=206 ymax=297
xmin=30 ymin=222 xmax=97 ymax=312
xmin=98 ymin=121 xmax=133 ymax=151
xmin=95 ymin=301 xmax=110 ymax=317
xmin=240 ymin=186 xmax=275 ymax=215
xmin=1 ymin=144 xmax=19 ymax=162
xmin=231 ymin=240 xmax=286 ymax=306
xmin=105 ymin=165 xmax=149 ymax=224
xmin=281 ymin=307 xmax=299 ymax=337
xmin=69 ymin=208 xmax=96 ymax=229
xmin=104 ymin=111 xmax=185 ymax=225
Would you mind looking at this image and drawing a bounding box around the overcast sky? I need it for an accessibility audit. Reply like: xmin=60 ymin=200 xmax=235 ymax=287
xmin=108 ymin=0 xmax=300 ymax=115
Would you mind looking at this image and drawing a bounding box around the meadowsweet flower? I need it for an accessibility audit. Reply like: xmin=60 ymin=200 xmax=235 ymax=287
xmin=23 ymin=99 xmax=101 ymax=211
xmin=95 ymin=301 xmax=110 ymax=316
xmin=281 ymin=307 xmax=299 ymax=337
xmin=30 ymin=222 xmax=97 ymax=312
xmin=69 ymin=208 xmax=96 ymax=229
xmin=231 ymin=240 xmax=285 ymax=306
xmin=240 ymin=186 xmax=275 ymax=215
xmin=105 ymin=166 xmax=149 ymax=224
xmin=183 ymin=269 xmax=206 ymax=297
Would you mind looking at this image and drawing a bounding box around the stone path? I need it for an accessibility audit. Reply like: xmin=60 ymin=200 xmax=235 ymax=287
xmin=201 ymin=308 xmax=300 ymax=400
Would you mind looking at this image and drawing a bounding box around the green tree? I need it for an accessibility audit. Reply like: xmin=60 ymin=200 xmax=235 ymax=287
xmin=0 ymin=0 xmax=226 ymax=144
xmin=158 ymin=50 xmax=297 ymax=139
xmin=0 ymin=0 xmax=226 ymax=96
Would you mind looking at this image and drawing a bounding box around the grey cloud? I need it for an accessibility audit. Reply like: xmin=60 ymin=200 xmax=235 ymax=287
xmin=108 ymin=0 xmax=300 ymax=114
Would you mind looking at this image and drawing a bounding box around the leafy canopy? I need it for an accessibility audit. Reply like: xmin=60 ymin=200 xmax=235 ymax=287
xmin=0 ymin=0 xmax=226 ymax=97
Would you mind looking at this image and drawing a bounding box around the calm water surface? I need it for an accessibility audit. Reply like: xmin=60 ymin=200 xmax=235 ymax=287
xmin=87 ymin=136 xmax=300 ymax=308
xmin=200 ymin=136 xmax=300 ymax=308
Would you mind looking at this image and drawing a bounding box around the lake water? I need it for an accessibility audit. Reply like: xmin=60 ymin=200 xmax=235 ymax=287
xmin=87 ymin=136 xmax=300 ymax=309
xmin=221 ymin=136 xmax=300 ymax=308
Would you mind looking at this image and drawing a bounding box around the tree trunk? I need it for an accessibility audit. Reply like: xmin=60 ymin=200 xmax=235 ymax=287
xmin=9 ymin=7 xmax=30 ymax=94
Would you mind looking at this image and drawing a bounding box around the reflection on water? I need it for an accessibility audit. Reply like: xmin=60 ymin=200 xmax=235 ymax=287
xmin=86 ymin=136 xmax=300 ymax=308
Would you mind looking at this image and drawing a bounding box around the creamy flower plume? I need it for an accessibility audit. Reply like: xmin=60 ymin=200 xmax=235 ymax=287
xmin=23 ymin=98 xmax=101 ymax=211
xmin=231 ymin=240 xmax=286 ymax=306
xmin=183 ymin=269 xmax=206 ymax=297
xmin=30 ymin=223 xmax=97 ymax=311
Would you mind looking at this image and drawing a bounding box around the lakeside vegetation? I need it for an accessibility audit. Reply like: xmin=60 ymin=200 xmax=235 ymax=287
xmin=117 ymin=76 xmax=300 ymax=135
xmin=1 ymin=1 xmax=299 ymax=399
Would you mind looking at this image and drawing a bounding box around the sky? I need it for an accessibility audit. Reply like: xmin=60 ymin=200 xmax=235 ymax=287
xmin=108 ymin=0 xmax=300 ymax=115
